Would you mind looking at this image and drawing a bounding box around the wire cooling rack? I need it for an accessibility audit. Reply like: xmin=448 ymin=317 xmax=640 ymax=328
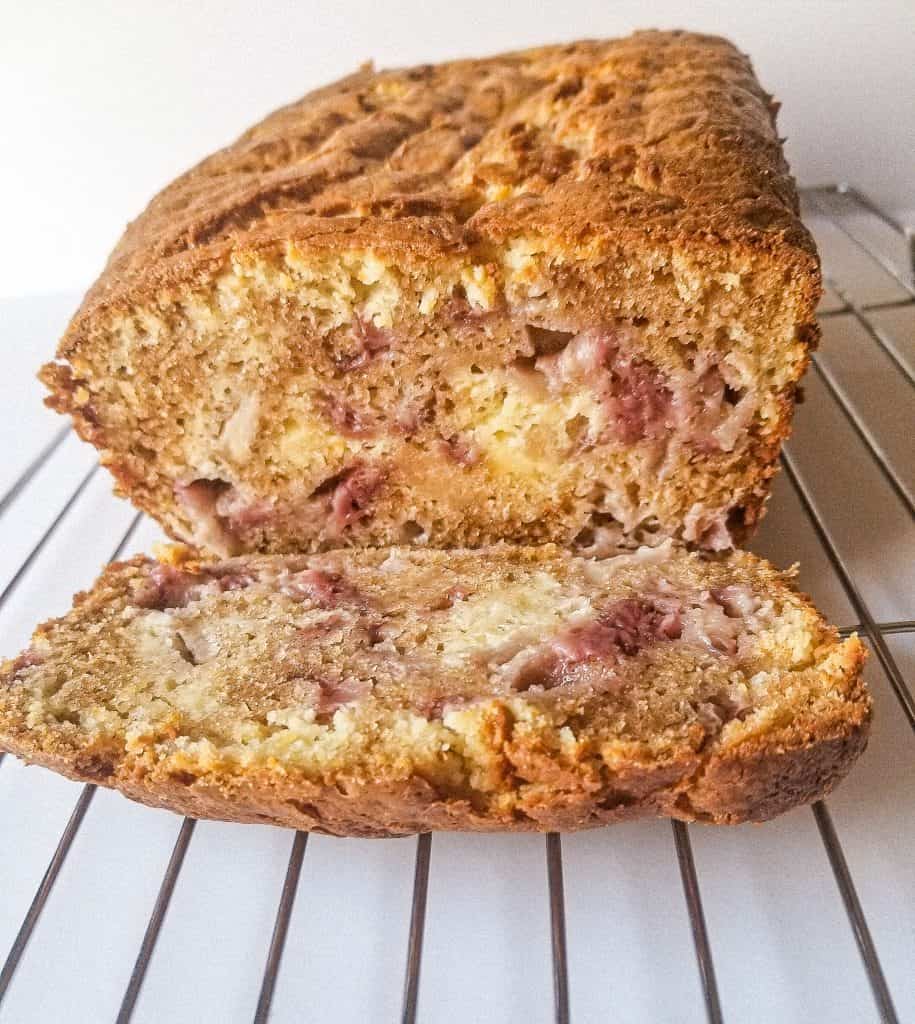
xmin=0 ymin=184 xmax=912 ymax=1024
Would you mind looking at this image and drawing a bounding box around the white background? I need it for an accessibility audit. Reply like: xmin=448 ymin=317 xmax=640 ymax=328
xmin=2 ymin=0 xmax=914 ymax=302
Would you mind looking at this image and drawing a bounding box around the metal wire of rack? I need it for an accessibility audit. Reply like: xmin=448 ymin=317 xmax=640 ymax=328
xmin=0 ymin=184 xmax=912 ymax=1024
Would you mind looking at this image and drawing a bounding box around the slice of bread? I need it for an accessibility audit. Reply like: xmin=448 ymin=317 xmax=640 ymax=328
xmin=0 ymin=543 xmax=868 ymax=836
xmin=40 ymin=31 xmax=818 ymax=556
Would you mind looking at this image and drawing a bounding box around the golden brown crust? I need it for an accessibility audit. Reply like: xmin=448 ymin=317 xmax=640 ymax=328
xmin=49 ymin=29 xmax=818 ymax=368
xmin=1 ymin=692 xmax=869 ymax=836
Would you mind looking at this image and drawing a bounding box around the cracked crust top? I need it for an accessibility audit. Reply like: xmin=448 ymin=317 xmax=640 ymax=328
xmin=64 ymin=30 xmax=816 ymax=340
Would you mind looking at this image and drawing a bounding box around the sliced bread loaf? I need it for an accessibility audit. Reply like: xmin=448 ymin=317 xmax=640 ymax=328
xmin=0 ymin=542 xmax=867 ymax=835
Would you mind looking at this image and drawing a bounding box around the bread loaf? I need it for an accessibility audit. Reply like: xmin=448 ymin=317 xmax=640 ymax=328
xmin=41 ymin=31 xmax=819 ymax=556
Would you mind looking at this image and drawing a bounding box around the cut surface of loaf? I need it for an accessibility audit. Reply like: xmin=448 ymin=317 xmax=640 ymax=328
xmin=41 ymin=31 xmax=819 ymax=555
xmin=0 ymin=543 xmax=868 ymax=836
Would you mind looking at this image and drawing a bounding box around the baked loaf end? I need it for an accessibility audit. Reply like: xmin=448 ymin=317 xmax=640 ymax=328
xmin=0 ymin=543 xmax=868 ymax=836
xmin=41 ymin=31 xmax=819 ymax=556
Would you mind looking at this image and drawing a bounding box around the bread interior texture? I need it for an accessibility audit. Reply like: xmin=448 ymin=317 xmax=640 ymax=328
xmin=46 ymin=237 xmax=810 ymax=556
xmin=4 ymin=546 xmax=857 ymax=793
